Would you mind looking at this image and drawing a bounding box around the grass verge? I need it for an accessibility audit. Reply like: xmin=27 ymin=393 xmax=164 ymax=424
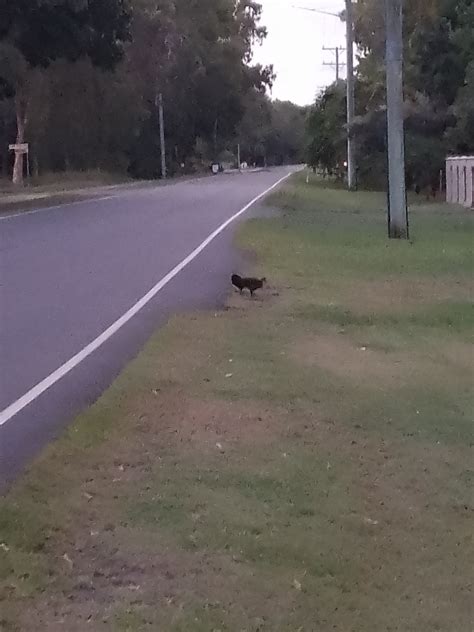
xmin=0 ymin=173 xmax=472 ymax=631
xmin=0 ymin=170 xmax=133 ymax=215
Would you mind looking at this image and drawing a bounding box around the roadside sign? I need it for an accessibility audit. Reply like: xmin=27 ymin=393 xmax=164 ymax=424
xmin=9 ymin=143 xmax=29 ymax=153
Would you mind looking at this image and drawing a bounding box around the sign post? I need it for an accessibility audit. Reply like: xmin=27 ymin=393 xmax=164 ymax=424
xmin=9 ymin=143 xmax=30 ymax=182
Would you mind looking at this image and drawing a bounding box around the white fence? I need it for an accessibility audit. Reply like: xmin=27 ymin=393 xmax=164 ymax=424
xmin=446 ymin=156 xmax=474 ymax=208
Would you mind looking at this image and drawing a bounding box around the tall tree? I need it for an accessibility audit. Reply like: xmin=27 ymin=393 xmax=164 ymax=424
xmin=126 ymin=0 xmax=272 ymax=177
xmin=0 ymin=0 xmax=131 ymax=183
xmin=306 ymin=83 xmax=347 ymax=176
xmin=0 ymin=0 xmax=280 ymax=181
xmin=346 ymin=0 xmax=474 ymax=190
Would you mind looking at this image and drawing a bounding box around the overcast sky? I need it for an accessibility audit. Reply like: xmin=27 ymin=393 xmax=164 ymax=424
xmin=253 ymin=0 xmax=346 ymax=106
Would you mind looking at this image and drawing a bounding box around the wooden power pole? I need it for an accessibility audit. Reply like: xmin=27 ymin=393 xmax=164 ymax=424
xmin=345 ymin=0 xmax=356 ymax=190
xmin=158 ymin=92 xmax=167 ymax=180
xmin=385 ymin=0 xmax=408 ymax=238
xmin=323 ymin=46 xmax=345 ymax=82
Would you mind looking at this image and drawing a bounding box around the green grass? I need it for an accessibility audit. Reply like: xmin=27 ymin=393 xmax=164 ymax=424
xmin=0 ymin=169 xmax=130 ymax=194
xmin=249 ymin=181 xmax=472 ymax=281
xmin=0 ymin=173 xmax=472 ymax=631
xmin=296 ymin=301 xmax=474 ymax=334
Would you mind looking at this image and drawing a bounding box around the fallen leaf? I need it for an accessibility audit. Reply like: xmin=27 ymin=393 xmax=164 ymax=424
xmin=292 ymin=579 xmax=302 ymax=591
xmin=62 ymin=553 xmax=74 ymax=569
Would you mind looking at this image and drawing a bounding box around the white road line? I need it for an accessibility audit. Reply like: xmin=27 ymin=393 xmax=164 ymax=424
xmin=0 ymin=172 xmax=291 ymax=427
xmin=0 ymin=195 xmax=118 ymax=220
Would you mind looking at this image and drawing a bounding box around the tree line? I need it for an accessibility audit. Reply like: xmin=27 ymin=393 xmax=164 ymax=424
xmin=0 ymin=0 xmax=306 ymax=184
xmin=306 ymin=0 xmax=474 ymax=192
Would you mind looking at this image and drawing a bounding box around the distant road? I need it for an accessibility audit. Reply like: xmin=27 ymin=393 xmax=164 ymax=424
xmin=0 ymin=168 xmax=293 ymax=489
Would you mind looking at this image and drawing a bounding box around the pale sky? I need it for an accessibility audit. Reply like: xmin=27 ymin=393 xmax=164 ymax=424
xmin=253 ymin=0 xmax=347 ymax=106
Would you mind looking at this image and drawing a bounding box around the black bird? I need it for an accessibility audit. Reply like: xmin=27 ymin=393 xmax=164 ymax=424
xmin=231 ymin=274 xmax=266 ymax=297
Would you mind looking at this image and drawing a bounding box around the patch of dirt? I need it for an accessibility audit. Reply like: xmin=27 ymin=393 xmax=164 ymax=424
xmin=436 ymin=339 xmax=474 ymax=373
xmin=289 ymin=332 xmax=443 ymax=388
xmin=341 ymin=277 xmax=472 ymax=313
xmin=4 ymin=381 xmax=472 ymax=631
xmin=128 ymin=390 xmax=290 ymax=454
xmin=5 ymin=389 xmax=303 ymax=632
xmin=11 ymin=544 xmax=273 ymax=631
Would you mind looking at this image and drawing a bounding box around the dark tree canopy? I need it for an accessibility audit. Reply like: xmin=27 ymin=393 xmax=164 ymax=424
xmin=0 ymin=0 xmax=302 ymax=181
xmin=0 ymin=0 xmax=132 ymax=69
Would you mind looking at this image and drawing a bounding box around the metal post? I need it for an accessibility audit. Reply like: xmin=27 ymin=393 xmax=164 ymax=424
xmin=237 ymin=143 xmax=241 ymax=171
xmin=346 ymin=0 xmax=356 ymax=190
xmin=385 ymin=0 xmax=408 ymax=238
xmin=158 ymin=92 xmax=166 ymax=179
xmin=335 ymin=47 xmax=340 ymax=82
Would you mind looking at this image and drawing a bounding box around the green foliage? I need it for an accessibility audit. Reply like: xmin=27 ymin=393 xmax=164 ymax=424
xmin=0 ymin=0 xmax=132 ymax=70
xmin=446 ymin=61 xmax=474 ymax=154
xmin=0 ymin=0 xmax=284 ymax=179
xmin=308 ymin=0 xmax=474 ymax=190
xmin=306 ymin=83 xmax=347 ymax=175
xmin=237 ymin=91 xmax=307 ymax=167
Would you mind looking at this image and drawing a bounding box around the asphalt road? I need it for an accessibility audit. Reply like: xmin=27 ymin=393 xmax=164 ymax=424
xmin=0 ymin=168 xmax=292 ymax=490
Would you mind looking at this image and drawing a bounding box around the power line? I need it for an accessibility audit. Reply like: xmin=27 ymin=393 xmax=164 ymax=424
xmin=292 ymin=5 xmax=342 ymax=18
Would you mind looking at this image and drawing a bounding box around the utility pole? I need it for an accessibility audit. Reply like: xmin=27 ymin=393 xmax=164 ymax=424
xmin=385 ymin=0 xmax=408 ymax=238
xmin=345 ymin=0 xmax=356 ymax=190
xmin=322 ymin=46 xmax=345 ymax=82
xmin=295 ymin=2 xmax=356 ymax=191
xmin=158 ymin=92 xmax=166 ymax=179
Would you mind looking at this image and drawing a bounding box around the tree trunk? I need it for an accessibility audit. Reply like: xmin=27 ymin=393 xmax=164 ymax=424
xmin=213 ymin=117 xmax=218 ymax=156
xmin=33 ymin=154 xmax=39 ymax=178
xmin=12 ymin=95 xmax=27 ymax=185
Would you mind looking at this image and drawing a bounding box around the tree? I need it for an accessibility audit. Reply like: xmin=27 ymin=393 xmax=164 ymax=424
xmin=267 ymin=101 xmax=307 ymax=166
xmin=346 ymin=0 xmax=474 ymax=190
xmin=446 ymin=61 xmax=474 ymax=155
xmin=237 ymin=92 xmax=306 ymax=167
xmin=0 ymin=0 xmax=285 ymax=181
xmin=0 ymin=0 xmax=131 ymax=183
xmin=126 ymin=0 xmax=273 ymax=177
xmin=306 ymin=83 xmax=347 ymax=176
